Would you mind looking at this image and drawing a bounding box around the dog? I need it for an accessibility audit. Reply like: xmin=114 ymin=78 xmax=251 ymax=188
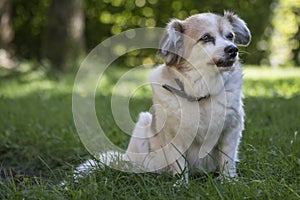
xmin=75 ymin=11 xmax=251 ymax=183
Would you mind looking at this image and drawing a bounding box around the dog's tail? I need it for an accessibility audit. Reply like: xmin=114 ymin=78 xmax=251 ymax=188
xmin=74 ymin=150 xmax=126 ymax=177
xmin=59 ymin=151 xmax=125 ymax=187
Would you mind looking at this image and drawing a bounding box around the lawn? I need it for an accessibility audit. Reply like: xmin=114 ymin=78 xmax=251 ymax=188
xmin=0 ymin=64 xmax=299 ymax=199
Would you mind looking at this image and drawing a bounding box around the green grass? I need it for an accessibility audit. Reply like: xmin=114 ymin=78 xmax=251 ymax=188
xmin=0 ymin=64 xmax=299 ymax=199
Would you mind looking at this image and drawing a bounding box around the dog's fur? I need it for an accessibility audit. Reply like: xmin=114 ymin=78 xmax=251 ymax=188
xmin=124 ymin=11 xmax=250 ymax=178
xmin=76 ymin=11 xmax=251 ymax=182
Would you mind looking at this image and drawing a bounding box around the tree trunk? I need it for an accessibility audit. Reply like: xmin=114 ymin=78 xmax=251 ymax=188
xmin=43 ymin=0 xmax=85 ymax=70
xmin=0 ymin=0 xmax=13 ymax=49
xmin=292 ymin=25 xmax=300 ymax=66
xmin=0 ymin=0 xmax=14 ymax=68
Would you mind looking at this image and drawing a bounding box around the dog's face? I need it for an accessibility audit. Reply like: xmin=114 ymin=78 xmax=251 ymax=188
xmin=158 ymin=12 xmax=251 ymax=71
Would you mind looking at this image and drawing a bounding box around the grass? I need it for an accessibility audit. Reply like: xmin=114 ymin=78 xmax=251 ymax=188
xmin=0 ymin=63 xmax=300 ymax=199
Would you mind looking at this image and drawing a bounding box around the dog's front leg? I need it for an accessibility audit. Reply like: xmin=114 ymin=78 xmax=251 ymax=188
xmin=218 ymin=127 xmax=242 ymax=178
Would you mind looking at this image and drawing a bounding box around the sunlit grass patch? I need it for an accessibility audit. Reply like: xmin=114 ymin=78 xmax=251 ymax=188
xmin=0 ymin=63 xmax=74 ymax=99
xmin=243 ymin=65 xmax=300 ymax=80
xmin=243 ymin=66 xmax=300 ymax=98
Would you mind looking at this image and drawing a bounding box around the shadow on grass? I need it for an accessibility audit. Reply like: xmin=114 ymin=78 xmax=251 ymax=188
xmin=0 ymin=88 xmax=153 ymax=183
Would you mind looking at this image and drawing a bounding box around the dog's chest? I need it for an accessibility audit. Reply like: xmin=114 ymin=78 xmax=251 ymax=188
xmin=193 ymin=83 xmax=242 ymax=144
xmin=194 ymin=97 xmax=224 ymax=143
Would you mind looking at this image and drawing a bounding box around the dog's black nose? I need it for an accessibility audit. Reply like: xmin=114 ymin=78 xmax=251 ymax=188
xmin=224 ymin=45 xmax=238 ymax=58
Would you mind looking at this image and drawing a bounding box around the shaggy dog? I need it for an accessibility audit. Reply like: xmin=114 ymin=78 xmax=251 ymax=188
xmin=76 ymin=11 xmax=251 ymax=183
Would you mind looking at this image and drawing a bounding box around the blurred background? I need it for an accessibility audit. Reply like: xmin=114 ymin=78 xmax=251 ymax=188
xmin=0 ymin=0 xmax=299 ymax=71
xmin=1 ymin=1 xmax=300 ymax=197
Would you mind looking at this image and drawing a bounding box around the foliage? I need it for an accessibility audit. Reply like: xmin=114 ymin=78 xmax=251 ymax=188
xmin=12 ymin=0 xmax=51 ymax=60
xmin=0 ymin=64 xmax=299 ymax=199
xmin=11 ymin=0 xmax=277 ymax=66
xmin=84 ymin=0 xmax=274 ymax=66
xmin=269 ymin=0 xmax=300 ymax=66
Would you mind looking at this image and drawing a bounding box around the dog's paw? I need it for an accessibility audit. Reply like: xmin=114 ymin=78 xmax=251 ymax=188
xmin=172 ymin=175 xmax=189 ymax=190
xmin=171 ymin=178 xmax=189 ymax=194
xmin=215 ymin=174 xmax=238 ymax=184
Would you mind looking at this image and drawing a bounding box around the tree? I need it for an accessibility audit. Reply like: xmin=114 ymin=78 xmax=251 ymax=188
xmin=11 ymin=0 xmax=299 ymax=67
xmin=0 ymin=0 xmax=13 ymax=49
xmin=42 ymin=0 xmax=85 ymax=70
xmin=0 ymin=0 xmax=14 ymax=68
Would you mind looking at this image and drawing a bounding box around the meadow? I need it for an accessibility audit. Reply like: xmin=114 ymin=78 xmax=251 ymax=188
xmin=0 ymin=64 xmax=299 ymax=199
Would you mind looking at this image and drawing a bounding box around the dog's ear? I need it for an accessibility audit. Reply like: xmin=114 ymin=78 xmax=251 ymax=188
xmin=157 ymin=19 xmax=185 ymax=65
xmin=224 ymin=11 xmax=251 ymax=46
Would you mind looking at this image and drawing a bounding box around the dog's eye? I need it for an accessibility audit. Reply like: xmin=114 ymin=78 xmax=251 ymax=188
xmin=198 ymin=34 xmax=214 ymax=43
xmin=226 ymin=33 xmax=234 ymax=41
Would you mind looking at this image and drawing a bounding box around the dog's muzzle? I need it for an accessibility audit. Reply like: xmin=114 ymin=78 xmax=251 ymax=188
xmin=211 ymin=45 xmax=238 ymax=68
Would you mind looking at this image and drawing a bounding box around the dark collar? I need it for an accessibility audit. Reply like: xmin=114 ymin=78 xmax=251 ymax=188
xmin=162 ymin=78 xmax=210 ymax=102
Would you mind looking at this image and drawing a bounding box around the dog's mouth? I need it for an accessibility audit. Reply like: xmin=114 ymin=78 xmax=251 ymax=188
xmin=208 ymin=58 xmax=236 ymax=70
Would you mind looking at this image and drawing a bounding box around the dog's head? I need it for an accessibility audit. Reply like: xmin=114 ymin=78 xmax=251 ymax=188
xmin=158 ymin=11 xmax=251 ymax=71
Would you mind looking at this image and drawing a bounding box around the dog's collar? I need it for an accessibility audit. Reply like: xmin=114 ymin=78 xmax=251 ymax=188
xmin=162 ymin=78 xmax=210 ymax=102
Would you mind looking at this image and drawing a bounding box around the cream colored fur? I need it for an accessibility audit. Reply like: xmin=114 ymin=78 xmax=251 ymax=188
xmin=124 ymin=12 xmax=251 ymax=179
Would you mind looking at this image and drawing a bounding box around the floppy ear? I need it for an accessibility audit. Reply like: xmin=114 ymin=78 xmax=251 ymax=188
xmin=157 ymin=19 xmax=185 ymax=65
xmin=224 ymin=11 xmax=251 ymax=46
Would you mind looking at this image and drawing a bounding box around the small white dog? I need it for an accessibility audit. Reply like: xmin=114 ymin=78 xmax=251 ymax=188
xmin=76 ymin=11 xmax=251 ymax=183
